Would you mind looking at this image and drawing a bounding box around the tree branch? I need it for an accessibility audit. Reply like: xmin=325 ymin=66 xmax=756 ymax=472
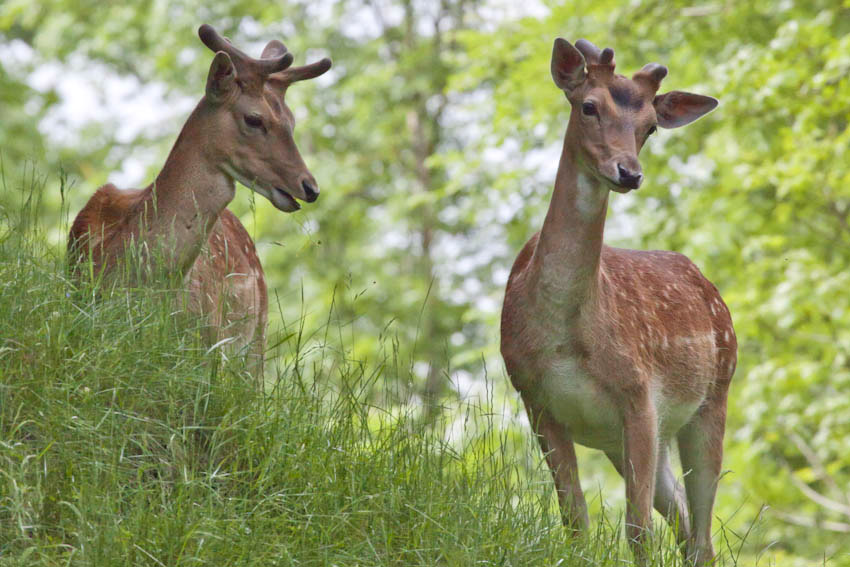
xmin=786 ymin=469 xmax=850 ymax=517
xmin=789 ymin=431 xmax=848 ymax=505
xmin=773 ymin=509 xmax=850 ymax=533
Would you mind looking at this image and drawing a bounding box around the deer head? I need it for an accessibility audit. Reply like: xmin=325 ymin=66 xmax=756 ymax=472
xmin=198 ymin=24 xmax=332 ymax=212
xmin=550 ymin=38 xmax=717 ymax=192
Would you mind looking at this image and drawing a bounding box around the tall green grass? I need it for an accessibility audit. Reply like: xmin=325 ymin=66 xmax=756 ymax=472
xmin=0 ymin=173 xmax=753 ymax=566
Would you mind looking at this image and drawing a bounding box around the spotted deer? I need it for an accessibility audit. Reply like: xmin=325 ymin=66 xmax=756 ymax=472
xmin=68 ymin=25 xmax=331 ymax=378
xmin=500 ymin=39 xmax=735 ymax=563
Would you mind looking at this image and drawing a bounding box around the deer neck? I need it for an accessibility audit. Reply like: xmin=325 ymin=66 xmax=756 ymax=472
xmin=138 ymin=103 xmax=236 ymax=274
xmin=530 ymin=128 xmax=608 ymax=315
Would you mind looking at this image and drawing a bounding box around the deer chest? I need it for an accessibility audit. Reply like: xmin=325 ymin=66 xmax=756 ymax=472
xmin=536 ymin=356 xmax=623 ymax=451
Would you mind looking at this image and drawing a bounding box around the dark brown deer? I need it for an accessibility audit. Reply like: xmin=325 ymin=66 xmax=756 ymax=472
xmin=500 ymin=38 xmax=735 ymax=564
xmin=68 ymin=25 xmax=331 ymax=378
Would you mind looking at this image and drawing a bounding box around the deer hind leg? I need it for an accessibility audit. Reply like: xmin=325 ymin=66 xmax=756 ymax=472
xmin=676 ymin=384 xmax=729 ymax=565
xmin=522 ymin=395 xmax=589 ymax=533
xmin=655 ymin=445 xmax=691 ymax=549
xmin=622 ymin=399 xmax=659 ymax=563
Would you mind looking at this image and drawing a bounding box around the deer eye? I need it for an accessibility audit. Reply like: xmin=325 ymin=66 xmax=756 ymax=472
xmin=647 ymin=125 xmax=658 ymax=136
xmin=244 ymin=114 xmax=264 ymax=129
xmin=581 ymin=101 xmax=597 ymax=116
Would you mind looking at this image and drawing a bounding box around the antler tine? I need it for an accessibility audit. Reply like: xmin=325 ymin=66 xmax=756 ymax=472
xmin=259 ymin=39 xmax=294 ymax=74
xmin=199 ymin=24 xmax=250 ymax=61
xmin=199 ymin=24 xmax=293 ymax=76
xmin=575 ymin=39 xmax=602 ymax=64
xmin=272 ymin=57 xmax=333 ymax=86
xmin=261 ymin=40 xmax=289 ymax=59
xmin=599 ymin=47 xmax=615 ymax=66
xmin=257 ymin=51 xmax=294 ymax=75
xmin=633 ymin=62 xmax=668 ymax=92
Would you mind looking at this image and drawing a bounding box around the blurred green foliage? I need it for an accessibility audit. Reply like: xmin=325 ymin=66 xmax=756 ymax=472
xmin=1 ymin=0 xmax=849 ymax=562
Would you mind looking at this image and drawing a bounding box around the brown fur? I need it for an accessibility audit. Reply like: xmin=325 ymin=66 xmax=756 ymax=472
xmin=501 ymin=39 xmax=731 ymax=564
xmin=187 ymin=209 xmax=268 ymax=373
xmin=68 ymin=182 xmax=268 ymax=374
xmin=68 ymin=184 xmax=145 ymax=268
xmin=67 ymin=26 xmax=331 ymax=380
xmin=503 ymin=239 xmax=736 ymax=400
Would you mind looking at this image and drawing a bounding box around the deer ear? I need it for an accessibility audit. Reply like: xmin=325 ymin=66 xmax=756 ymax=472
xmin=206 ymin=51 xmax=237 ymax=102
xmin=653 ymin=91 xmax=718 ymax=129
xmin=551 ymin=38 xmax=586 ymax=93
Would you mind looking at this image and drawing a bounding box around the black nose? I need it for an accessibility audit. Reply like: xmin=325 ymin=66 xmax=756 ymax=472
xmin=617 ymin=164 xmax=643 ymax=189
xmin=301 ymin=180 xmax=319 ymax=202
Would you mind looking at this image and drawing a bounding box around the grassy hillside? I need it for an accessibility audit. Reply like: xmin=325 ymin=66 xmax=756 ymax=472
xmin=0 ymin=186 xmax=752 ymax=566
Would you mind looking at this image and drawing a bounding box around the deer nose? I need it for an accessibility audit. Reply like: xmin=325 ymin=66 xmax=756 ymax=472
xmin=301 ymin=179 xmax=319 ymax=202
xmin=617 ymin=164 xmax=643 ymax=189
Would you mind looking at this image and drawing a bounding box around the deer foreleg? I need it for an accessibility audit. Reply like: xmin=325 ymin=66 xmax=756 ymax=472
xmin=522 ymin=395 xmax=589 ymax=533
xmin=606 ymin=443 xmax=691 ymax=549
xmin=623 ymin=400 xmax=658 ymax=562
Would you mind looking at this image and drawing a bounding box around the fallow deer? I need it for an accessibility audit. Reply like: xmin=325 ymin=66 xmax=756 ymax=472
xmin=500 ymin=39 xmax=735 ymax=564
xmin=68 ymin=25 xmax=331 ymax=378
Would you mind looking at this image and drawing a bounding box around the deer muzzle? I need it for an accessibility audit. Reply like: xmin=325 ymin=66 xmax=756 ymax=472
xmin=301 ymin=179 xmax=319 ymax=202
xmin=616 ymin=163 xmax=643 ymax=190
